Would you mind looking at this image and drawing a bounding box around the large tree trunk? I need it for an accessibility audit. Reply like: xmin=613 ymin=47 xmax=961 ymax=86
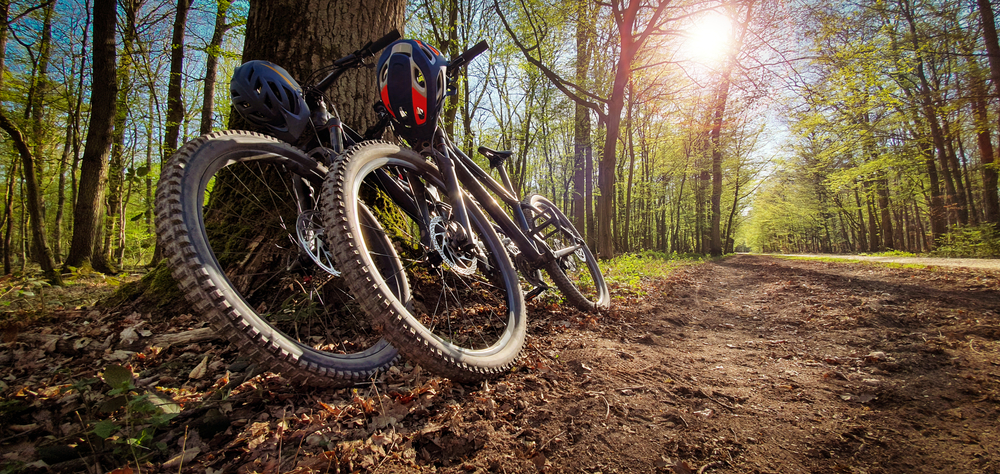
xmin=64 ymin=0 xmax=116 ymax=273
xmin=54 ymin=3 xmax=90 ymax=262
xmin=975 ymin=0 xmax=1000 ymax=227
xmin=242 ymin=0 xmax=404 ymax=131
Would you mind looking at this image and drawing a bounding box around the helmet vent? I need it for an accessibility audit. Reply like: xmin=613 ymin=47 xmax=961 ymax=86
xmin=414 ymin=67 xmax=426 ymax=88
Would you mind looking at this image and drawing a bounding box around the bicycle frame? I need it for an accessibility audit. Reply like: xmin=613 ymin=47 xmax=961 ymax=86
xmin=419 ymin=129 xmax=588 ymax=276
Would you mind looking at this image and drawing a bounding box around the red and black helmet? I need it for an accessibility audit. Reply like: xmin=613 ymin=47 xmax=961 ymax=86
xmin=376 ymin=39 xmax=448 ymax=144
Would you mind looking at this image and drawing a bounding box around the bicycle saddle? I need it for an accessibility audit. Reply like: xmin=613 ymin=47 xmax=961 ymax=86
xmin=477 ymin=146 xmax=514 ymax=169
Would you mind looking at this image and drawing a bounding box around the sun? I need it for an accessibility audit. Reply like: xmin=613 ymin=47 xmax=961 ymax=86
xmin=681 ymin=11 xmax=734 ymax=64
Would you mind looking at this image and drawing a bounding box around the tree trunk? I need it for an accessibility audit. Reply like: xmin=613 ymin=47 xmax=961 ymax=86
xmin=977 ymin=0 xmax=1000 ymax=209
xmin=3 ymin=158 xmax=18 ymax=274
xmin=165 ymin=0 xmax=191 ymax=154
xmin=572 ymin=0 xmax=592 ymax=238
xmin=968 ymin=44 xmax=999 ymax=225
xmin=64 ymin=0 xmax=116 ymax=273
xmin=853 ymin=186 xmax=867 ymax=253
xmin=623 ymin=89 xmax=636 ymax=253
xmin=0 ymin=0 xmax=8 ymax=91
xmin=0 ymin=110 xmax=62 ymax=284
xmin=243 ymin=0 xmax=404 ymax=131
xmin=877 ymin=177 xmax=893 ymax=250
xmin=708 ymin=76 xmax=730 ymax=257
xmin=199 ymin=0 xmax=232 ymax=135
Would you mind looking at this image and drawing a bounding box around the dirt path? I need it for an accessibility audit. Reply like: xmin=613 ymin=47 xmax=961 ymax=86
xmin=2 ymin=255 xmax=999 ymax=473
xmin=783 ymin=253 xmax=1000 ymax=271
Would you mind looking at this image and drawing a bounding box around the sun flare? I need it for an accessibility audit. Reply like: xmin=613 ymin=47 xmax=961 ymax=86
xmin=681 ymin=11 xmax=733 ymax=64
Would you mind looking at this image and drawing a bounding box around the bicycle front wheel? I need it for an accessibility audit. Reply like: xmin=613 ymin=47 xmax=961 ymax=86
xmin=155 ymin=130 xmax=402 ymax=386
xmin=525 ymin=194 xmax=610 ymax=311
xmin=322 ymin=141 xmax=526 ymax=382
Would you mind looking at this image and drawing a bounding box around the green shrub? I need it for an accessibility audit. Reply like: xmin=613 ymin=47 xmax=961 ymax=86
xmin=931 ymin=225 xmax=1000 ymax=258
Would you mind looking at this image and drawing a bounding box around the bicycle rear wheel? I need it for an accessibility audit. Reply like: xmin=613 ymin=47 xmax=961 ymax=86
xmin=525 ymin=194 xmax=610 ymax=311
xmin=155 ymin=130 xmax=402 ymax=386
xmin=322 ymin=141 xmax=526 ymax=382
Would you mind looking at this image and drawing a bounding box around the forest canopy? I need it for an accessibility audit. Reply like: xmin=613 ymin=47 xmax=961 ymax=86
xmin=1 ymin=0 xmax=998 ymax=281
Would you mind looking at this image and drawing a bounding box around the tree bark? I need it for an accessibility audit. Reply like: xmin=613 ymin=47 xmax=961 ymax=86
xmin=572 ymin=0 xmax=592 ymax=239
xmin=3 ymin=159 xmax=16 ymax=274
xmin=64 ymin=0 xmax=116 ymax=273
xmin=199 ymin=0 xmax=232 ymax=135
xmin=877 ymin=177 xmax=893 ymax=250
xmin=29 ymin=1 xmax=54 ymax=223
xmin=165 ymin=0 xmax=191 ymax=153
xmin=0 ymin=110 xmax=61 ymax=284
xmin=0 ymin=0 xmax=8 ymax=91
xmin=974 ymin=0 xmax=1000 ymax=227
xmin=243 ymin=0 xmax=404 ymax=132
xmin=708 ymin=76 xmax=730 ymax=257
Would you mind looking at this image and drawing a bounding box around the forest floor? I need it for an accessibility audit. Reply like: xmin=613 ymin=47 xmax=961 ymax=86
xmin=1 ymin=254 xmax=999 ymax=473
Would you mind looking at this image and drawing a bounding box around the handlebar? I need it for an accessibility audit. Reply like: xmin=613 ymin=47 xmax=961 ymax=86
xmin=448 ymin=40 xmax=489 ymax=77
xmin=316 ymin=29 xmax=401 ymax=91
xmin=334 ymin=29 xmax=401 ymax=67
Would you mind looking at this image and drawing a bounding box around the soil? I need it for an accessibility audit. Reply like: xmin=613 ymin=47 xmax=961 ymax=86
xmin=2 ymin=254 xmax=999 ymax=473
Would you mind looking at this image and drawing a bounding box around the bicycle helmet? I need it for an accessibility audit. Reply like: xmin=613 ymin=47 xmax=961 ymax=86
xmin=376 ymin=39 xmax=448 ymax=143
xmin=230 ymin=60 xmax=310 ymax=143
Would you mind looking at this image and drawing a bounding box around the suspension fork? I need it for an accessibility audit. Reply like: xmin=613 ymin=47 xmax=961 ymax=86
xmin=429 ymin=143 xmax=475 ymax=249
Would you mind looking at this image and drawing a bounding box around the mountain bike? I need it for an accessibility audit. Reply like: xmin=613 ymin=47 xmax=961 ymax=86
xmin=154 ymin=31 xmax=404 ymax=386
xmin=320 ymin=40 xmax=609 ymax=382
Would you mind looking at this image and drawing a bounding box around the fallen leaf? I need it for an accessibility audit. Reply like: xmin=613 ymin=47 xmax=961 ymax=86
xmin=162 ymin=447 xmax=200 ymax=468
xmin=671 ymin=460 xmax=695 ymax=474
xmin=189 ymin=356 xmax=209 ymax=380
xmin=531 ymin=452 xmax=547 ymax=470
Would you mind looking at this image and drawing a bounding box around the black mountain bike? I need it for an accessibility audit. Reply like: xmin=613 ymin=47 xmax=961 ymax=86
xmin=320 ymin=40 xmax=609 ymax=382
xmin=154 ymin=31 xmax=405 ymax=386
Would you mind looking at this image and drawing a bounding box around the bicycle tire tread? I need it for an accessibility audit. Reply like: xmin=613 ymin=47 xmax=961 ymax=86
xmin=155 ymin=130 xmax=395 ymax=387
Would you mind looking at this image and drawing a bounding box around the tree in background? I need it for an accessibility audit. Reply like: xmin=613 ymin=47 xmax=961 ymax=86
xmin=64 ymin=0 xmax=116 ymax=273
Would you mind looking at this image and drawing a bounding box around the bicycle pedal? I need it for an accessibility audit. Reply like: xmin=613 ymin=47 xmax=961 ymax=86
xmin=525 ymin=285 xmax=548 ymax=301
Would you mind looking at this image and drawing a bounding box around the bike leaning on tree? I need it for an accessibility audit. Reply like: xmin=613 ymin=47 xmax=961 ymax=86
xmin=319 ymin=38 xmax=608 ymax=382
xmin=154 ymin=30 xmax=608 ymax=386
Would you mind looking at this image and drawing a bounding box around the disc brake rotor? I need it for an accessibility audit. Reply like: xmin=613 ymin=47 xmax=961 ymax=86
xmin=429 ymin=216 xmax=477 ymax=275
xmin=295 ymin=210 xmax=340 ymax=276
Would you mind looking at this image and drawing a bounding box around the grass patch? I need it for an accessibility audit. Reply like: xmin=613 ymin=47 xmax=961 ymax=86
xmin=772 ymin=254 xmax=929 ymax=270
xmin=602 ymin=251 xmax=703 ymax=293
xmin=860 ymin=250 xmax=916 ymax=257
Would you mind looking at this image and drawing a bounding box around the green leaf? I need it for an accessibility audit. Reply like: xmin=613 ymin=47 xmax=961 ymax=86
xmin=92 ymin=419 xmax=120 ymax=439
xmin=99 ymin=395 xmax=128 ymax=413
xmin=103 ymin=364 xmax=134 ymax=391
xmin=147 ymin=392 xmax=181 ymax=415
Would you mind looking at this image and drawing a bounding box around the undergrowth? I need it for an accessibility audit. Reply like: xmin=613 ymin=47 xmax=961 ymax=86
xmin=602 ymin=251 xmax=703 ymax=292
xmin=931 ymin=225 xmax=1000 ymax=258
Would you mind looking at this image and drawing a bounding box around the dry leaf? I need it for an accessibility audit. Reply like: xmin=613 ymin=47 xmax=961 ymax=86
xmin=189 ymin=355 xmax=209 ymax=380
xmin=162 ymin=447 xmax=201 ymax=469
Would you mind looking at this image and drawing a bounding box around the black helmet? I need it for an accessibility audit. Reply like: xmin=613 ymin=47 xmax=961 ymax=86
xmin=376 ymin=40 xmax=448 ymax=144
xmin=230 ymin=60 xmax=310 ymax=143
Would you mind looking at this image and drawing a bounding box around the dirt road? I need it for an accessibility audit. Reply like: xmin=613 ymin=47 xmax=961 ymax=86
xmin=783 ymin=253 xmax=1000 ymax=271
xmin=3 ymin=255 xmax=999 ymax=473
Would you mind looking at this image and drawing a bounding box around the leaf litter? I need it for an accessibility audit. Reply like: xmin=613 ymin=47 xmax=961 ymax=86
xmin=1 ymin=254 xmax=999 ymax=472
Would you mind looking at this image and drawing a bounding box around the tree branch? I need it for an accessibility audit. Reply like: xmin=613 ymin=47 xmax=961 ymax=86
xmin=493 ymin=0 xmax=608 ymax=121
